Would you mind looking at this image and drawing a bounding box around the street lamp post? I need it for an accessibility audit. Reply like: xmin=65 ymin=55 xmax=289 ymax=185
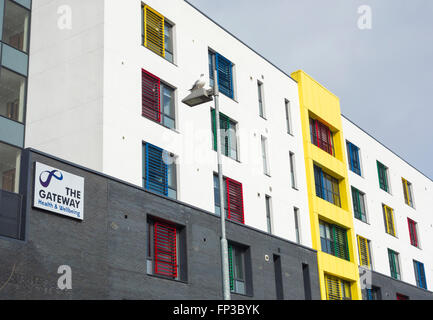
xmin=182 ymin=58 xmax=231 ymax=300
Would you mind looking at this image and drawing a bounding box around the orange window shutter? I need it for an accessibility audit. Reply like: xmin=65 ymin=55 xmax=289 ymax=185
xmin=144 ymin=5 xmax=165 ymax=57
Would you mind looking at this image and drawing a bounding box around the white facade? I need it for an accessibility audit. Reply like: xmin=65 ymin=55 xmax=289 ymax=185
xmin=25 ymin=0 xmax=312 ymax=247
xmin=343 ymin=117 xmax=433 ymax=290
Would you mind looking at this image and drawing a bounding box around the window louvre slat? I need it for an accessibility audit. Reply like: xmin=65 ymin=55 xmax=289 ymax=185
xmin=142 ymin=69 xmax=161 ymax=122
xmin=144 ymin=5 xmax=165 ymax=57
xmin=154 ymin=222 xmax=177 ymax=278
xmin=226 ymin=178 xmax=244 ymax=224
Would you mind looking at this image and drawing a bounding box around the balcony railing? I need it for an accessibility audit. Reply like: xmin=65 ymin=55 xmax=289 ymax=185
xmin=0 ymin=189 xmax=23 ymax=240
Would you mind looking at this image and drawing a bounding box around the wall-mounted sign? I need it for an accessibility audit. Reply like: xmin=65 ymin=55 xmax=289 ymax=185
xmin=33 ymin=162 xmax=84 ymax=220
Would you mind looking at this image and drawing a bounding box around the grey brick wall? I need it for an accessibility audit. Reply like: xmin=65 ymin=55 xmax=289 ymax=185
xmin=0 ymin=149 xmax=321 ymax=300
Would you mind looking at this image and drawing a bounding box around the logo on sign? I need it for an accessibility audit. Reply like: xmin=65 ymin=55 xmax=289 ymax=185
xmin=39 ymin=170 xmax=64 ymax=187
xmin=33 ymin=162 xmax=84 ymax=220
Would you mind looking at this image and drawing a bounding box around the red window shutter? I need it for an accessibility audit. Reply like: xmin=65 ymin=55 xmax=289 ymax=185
xmin=142 ymin=69 xmax=161 ymax=122
xmin=154 ymin=222 xmax=177 ymax=278
xmin=408 ymin=218 xmax=418 ymax=247
xmin=226 ymin=178 xmax=244 ymax=224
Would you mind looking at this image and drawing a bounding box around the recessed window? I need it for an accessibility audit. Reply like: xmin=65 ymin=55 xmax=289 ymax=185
xmin=407 ymin=218 xmax=419 ymax=248
xmin=142 ymin=142 xmax=177 ymax=199
xmin=310 ymin=118 xmax=334 ymax=156
xmin=396 ymin=293 xmax=409 ymax=300
xmin=325 ymin=274 xmax=352 ymax=300
xmin=366 ymin=286 xmax=381 ymax=300
xmin=388 ymin=249 xmax=401 ymax=280
xmin=265 ymin=195 xmax=272 ymax=234
xmin=347 ymin=141 xmax=361 ymax=176
xmin=351 ymin=187 xmax=367 ymax=222
xmin=319 ymin=220 xmax=350 ymax=261
xmin=257 ymin=81 xmax=265 ymax=118
xmin=142 ymin=4 xmax=174 ymax=63
xmin=357 ymin=235 xmax=372 ymax=269
xmin=142 ymin=69 xmax=176 ymax=130
xmin=377 ymin=161 xmax=389 ymax=192
xmin=146 ymin=218 xmax=186 ymax=281
xmin=0 ymin=68 xmax=27 ymax=123
xmin=211 ymin=109 xmax=238 ymax=160
xmin=314 ymin=165 xmax=341 ymax=207
xmin=213 ymin=174 xmax=244 ymax=224
xmin=2 ymin=0 xmax=30 ymax=53
xmin=228 ymin=243 xmax=250 ymax=295
xmin=294 ymin=207 xmax=301 ymax=244
xmin=0 ymin=142 xmax=21 ymax=194
xmin=261 ymin=136 xmax=270 ymax=176
xmin=209 ymin=50 xmax=234 ymax=99
xmin=382 ymin=204 xmax=396 ymax=237
xmin=285 ymin=99 xmax=293 ymax=135
xmin=402 ymin=178 xmax=414 ymax=208
xmin=413 ymin=260 xmax=427 ymax=290
xmin=289 ymin=152 xmax=297 ymax=189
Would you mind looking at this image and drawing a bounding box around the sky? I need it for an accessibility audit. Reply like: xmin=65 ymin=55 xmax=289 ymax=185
xmin=187 ymin=0 xmax=433 ymax=180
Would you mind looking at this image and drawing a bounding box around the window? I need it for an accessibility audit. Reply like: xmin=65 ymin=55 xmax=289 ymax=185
xmin=319 ymin=220 xmax=350 ymax=261
xmin=396 ymin=293 xmax=409 ymax=300
xmin=325 ymin=275 xmax=352 ymax=300
xmin=228 ymin=244 xmax=246 ymax=295
xmin=164 ymin=22 xmax=174 ymax=63
xmin=289 ymin=152 xmax=297 ymax=189
xmin=142 ymin=4 xmax=174 ymax=62
xmin=211 ymin=109 xmax=238 ymax=160
xmin=2 ymin=0 xmax=30 ymax=53
xmin=257 ymin=81 xmax=265 ymax=118
xmin=0 ymin=142 xmax=21 ymax=194
xmin=265 ymin=195 xmax=272 ymax=234
xmin=347 ymin=142 xmax=361 ymax=175
xmin=142 ymin=142 xmax=177 ymax=199
xmin=413 ymin=260 xmax=427 ymax=290
xmin=314 ymin=165 xmax=341 ymax=207
xmin=377 ymin=161 xmax=389 ymax=192
xmin=388 ymin=249 xmax=401 ymax=280
xmin=382 ymin=204 xmax=396 ymax=236
xmin=407 ymin=218 xmax=419 ymax=248
xmin=209 ymin=50 xmax=234 ymax=99
xmin=147 ymin=219 xmax=185 ymax=281
xmin=261 ymin=136 xmax=270 ymax=175
xmin=351 ymin=187 xmax=367 ymax=222
xmin=285 ymin=100 xmax=293 ymax=135
xmin=402 ymin=178 xmax=414 ymax=207
xmin=142 ymin=69 xmax=176 ymax=129
xmin=310 ymin=118 xmax=334 ymax=156
xmin=294 ymin=207 xmax=301 ymax=244
xmin=366 ymin=286 xmax=381 ymax=300
xmin=0 ymin=67 xmax=27 ymax=123
xmin=357 ymin=235 xmax=372 ymax=269
xmin=213 ymin=174 xmax=244 ymax=224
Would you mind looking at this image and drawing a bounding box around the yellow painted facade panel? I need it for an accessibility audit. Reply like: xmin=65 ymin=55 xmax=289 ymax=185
xmin=291 ymin=70 xmax=361 ymax=300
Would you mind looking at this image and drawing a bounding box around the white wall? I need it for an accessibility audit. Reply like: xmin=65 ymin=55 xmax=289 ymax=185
xmin=343 ymin=117 xmax=433 ymax=290
xmin=102 ymin=0 xmax=312 ymax=246
xmin=26 ymin=0 xmax=105 ymax=171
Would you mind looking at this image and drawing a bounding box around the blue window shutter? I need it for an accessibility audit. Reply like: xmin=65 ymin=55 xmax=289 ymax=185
xmin=348 ymin=143 xmax=354 ymax=170
xmin=216 ymin=53 xmax=233 ymax=98
xmin=366 ymin=289 xmax=373 ymax=300
xmin=145 ymin=143 xmax=168 ymax=196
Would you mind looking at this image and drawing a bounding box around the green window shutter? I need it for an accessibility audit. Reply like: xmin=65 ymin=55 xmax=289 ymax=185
xmin=228 ymin=245 xmax=234 ymax=291
xmin=211 ymin=109 xmax=231 ymax=156
xmin=388 ymin=250 xmax=397 ymax=279
xmin=352 ymin=188 xmax=361 ymax=219
xmin=333 ymin=226 xmax=350 ymax=261
xmin=211 ymin=109 xmax=217 ymax=151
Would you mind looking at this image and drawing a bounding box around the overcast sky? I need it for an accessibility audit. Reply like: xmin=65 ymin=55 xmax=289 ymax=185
xmin=187 ymin=0 xmax=433 ymax=180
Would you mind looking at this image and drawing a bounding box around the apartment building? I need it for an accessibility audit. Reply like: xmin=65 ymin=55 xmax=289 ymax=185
xmin=25 ymin=0 xmax=312 ymax=246
xmin=343 ymin=118 xmax=433 ymax=299
xmin=0 ymin=0 xmax=31 ymax=240
xmin=0 ymin=0 xmax=432 ymax=300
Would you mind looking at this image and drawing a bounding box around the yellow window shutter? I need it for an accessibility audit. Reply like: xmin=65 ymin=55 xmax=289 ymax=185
xmin=357 ymin=236 xmax=370 ymax=268
xmin=326 ymin=275 xmax=341 ymax=300
xmin=144 ymin=5 xmax=165 ymax=57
